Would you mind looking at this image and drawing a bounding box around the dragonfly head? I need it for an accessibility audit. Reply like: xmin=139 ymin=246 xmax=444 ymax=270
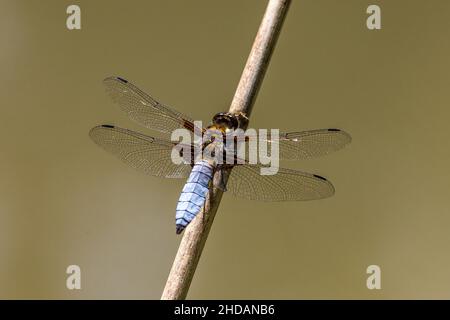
xmin=211 ymin=112 xmax=240 ymax=131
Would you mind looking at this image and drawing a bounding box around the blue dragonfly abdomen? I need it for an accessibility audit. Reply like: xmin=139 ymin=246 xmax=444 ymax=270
xmin=175 ymin=160 xmax=214 ymax=234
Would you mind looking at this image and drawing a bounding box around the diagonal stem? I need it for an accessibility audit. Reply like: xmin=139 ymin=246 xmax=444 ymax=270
xmin=161 ymin=0 xmax=291 ymax=300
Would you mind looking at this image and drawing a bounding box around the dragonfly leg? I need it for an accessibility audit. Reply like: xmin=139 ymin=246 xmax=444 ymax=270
xmin=213 ymin=167 xmax=229 ymax=192
xmin=236 ymin=112 xmax=249 ymax=128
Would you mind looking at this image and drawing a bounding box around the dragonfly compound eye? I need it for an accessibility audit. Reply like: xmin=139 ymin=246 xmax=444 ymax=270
xmin=212 ymin=112 xmax=239 ymax=130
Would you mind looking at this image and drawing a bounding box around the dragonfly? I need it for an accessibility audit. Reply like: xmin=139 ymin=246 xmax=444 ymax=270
xmin=89 ymin=76 xmax=351 ymax=234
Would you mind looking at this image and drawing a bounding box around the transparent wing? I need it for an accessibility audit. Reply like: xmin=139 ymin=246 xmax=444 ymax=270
xmin=89 ymin=125 xmax=193 ymax=178
xmin=226 ymin=164 xmax=335 ymax=201
xmin=103 ymin=76 xmax=200 ymax=134
xmin=247 ymin=128 xmax=351 ymax=160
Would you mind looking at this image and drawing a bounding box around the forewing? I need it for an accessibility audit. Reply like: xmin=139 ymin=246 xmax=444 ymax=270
xmin=247 ymin=128 xmax=351 ymax=160
xmin=226 ymin=164 xmax=335 ymax=201
xmin=103 ymin=76 xmax=199 ymax=134
xmin=89 ymin=125 xmax=193 ymax=178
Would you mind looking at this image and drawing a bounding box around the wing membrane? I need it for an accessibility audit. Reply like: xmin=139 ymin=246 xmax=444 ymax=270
xmin=247 ymin=128 xmax=351 ymax=160
xmin=89 ymin=125 xmax=192 ymax=178
xmin=103 ymin=76 xmax=199 ymax=134
xmin=226 ymin=164 xmax=335 ymax=201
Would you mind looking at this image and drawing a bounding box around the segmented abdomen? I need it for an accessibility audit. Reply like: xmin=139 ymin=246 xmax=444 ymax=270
xmin=175 ymin=160 xmax=213 ymax=234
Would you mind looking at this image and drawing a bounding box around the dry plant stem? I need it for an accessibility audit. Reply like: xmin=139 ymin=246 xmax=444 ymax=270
xmin=161 ymin=0 xmax=291 ymax=300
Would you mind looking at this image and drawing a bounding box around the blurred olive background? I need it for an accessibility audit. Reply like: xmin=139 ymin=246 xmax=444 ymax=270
xmin=1 ymin=0 xmax=450 ymax=299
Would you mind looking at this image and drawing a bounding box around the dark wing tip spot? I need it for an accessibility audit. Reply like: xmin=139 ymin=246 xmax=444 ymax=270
xmin=328 ymin=128 xmax=341 ymax=132
xmin=313 ymin=174 xmax=327 ymax=181
xmin=116 ymin=77 xmax=128 ymax=83
xmin=101 ymin=124 xmax=115 ymax=128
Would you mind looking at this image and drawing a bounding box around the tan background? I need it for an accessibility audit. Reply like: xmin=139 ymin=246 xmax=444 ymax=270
xmin=1 ymin=0 xmax=450 ymax=299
